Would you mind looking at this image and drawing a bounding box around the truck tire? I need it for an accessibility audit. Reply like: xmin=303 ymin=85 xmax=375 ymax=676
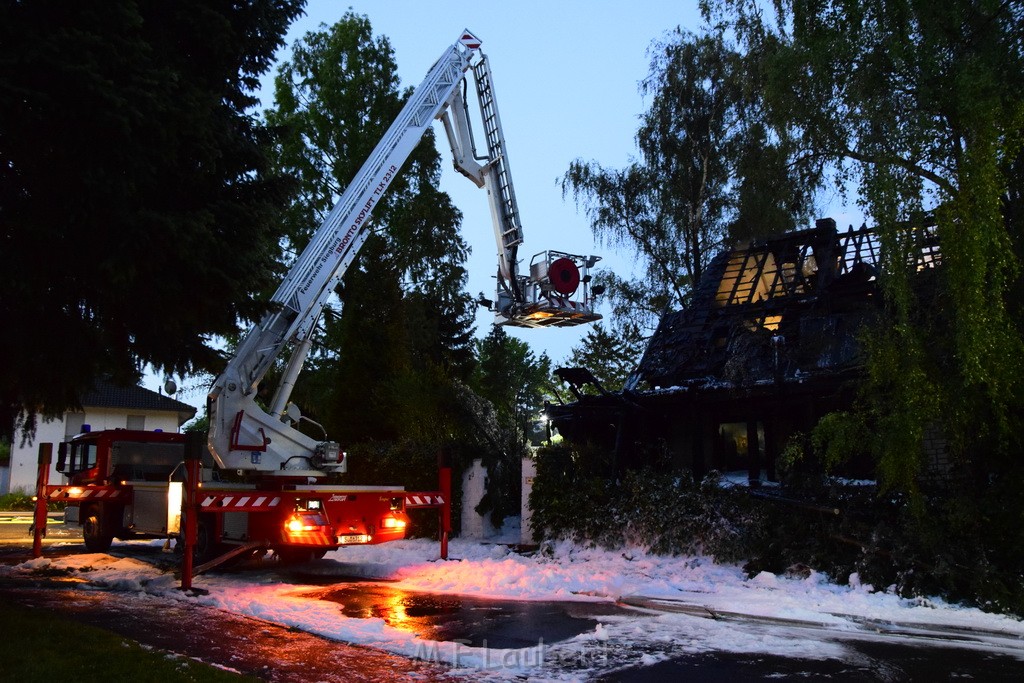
xmin=175 ymin=513 xmax=224 ymax=564
xmin=193 ymin=514 xmax=224 ymax=564
xmin=82 ymin=507 xmax=114 ymax=552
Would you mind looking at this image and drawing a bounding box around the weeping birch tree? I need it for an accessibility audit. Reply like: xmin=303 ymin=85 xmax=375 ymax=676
xmin=562 ymin=27 xmax=817 ymax=374
xmin=704 ymin=0 xmax=1024 ymax=491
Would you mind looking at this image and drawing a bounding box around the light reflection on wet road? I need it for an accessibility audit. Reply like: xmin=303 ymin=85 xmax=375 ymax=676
xmin=311 ymin=581 xmax=636 ymax=648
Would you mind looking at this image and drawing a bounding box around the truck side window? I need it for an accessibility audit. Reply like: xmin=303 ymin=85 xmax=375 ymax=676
xmin=82 ymin=444 xmax=97 ymax=470
xmin=66 ymin=443 xmax=97 ymax=474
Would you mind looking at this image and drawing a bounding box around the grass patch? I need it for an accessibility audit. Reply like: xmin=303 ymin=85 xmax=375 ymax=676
xmin=0 ymin=598 xmax=254 ymax=681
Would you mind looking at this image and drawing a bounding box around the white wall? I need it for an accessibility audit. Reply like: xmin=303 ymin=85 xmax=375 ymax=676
xmin=461 ymin=457 xmax=533 ymax=543
xmin=460 ymin=459 xmax=489 ymax=539
xmin=7 ymin=414 xmax=66 ymax=494
xmin=521 ymin=456 xmax=537 ymax=545
xmin=6 ymin=409 xmax=183 ymax=494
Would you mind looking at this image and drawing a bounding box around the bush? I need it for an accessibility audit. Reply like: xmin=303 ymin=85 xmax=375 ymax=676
xmin=0 ymin=489 xmax=64 ymax=512
xmin=743 ymin=473 xmax=1024 ymax=616
xmin=0 ymin=490 xmax=36 ymax=511
xmin=530 ymin=444 xmax=766 ymax=561
xmin=531 ymin=444 xmax=1024 ymax=615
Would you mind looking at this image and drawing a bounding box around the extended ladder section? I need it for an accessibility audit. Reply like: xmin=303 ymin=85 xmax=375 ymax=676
xmin=442 ymin=55 xmax=602 ymax=328
xmin=208 ymin=29 xmax=601 ymax=475
xmin=473 ymin=56 xmax=524 ymax=282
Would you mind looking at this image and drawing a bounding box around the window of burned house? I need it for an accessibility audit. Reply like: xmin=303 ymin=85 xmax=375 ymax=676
xmin=717 ymin=421 xmax=765 ymax=471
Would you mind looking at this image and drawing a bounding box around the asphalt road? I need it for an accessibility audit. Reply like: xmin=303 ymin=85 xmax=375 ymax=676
xmin=0 ymin=511 xmax=80 ymax=545
xmin=2 ymin=516 xmax=1023 ymax=681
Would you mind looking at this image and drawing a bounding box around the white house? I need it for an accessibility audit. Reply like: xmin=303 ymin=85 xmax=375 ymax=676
xmin=4 ymin=380 xmax=197 ymax=494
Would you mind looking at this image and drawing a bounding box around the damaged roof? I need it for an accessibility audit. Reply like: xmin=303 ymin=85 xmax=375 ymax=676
xmin=625 ymin=218 xmax=940 ymax=393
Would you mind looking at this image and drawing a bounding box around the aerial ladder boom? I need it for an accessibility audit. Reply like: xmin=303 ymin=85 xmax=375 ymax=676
xmin=441 ymin=55 xmax=602 ymax=326
xmin=208 ymin=30 xmax=601 ymax=475
xmin=441 ymin=54 xmax=523 ymax=298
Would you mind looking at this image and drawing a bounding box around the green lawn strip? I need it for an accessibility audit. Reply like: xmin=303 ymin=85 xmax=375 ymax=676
xmin=0 ymin=598 xmax=255 ymax=681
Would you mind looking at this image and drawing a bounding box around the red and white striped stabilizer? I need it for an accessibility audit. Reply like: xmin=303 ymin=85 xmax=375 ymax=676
xmin=404 ymin=492 xmax=446 ymax=509
xmin=199 ymin=493 xmax=282 ymax=513
xmin=44 ymin=486 xmax=125 ymax=501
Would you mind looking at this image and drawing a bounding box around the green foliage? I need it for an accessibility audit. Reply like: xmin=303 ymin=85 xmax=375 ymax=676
xmin=0 ymin=491 xmax=35 ymax=511
xmin=565 ymin=321 xmax=646 ymax=392
xmin=705 ymin=0 xmax=1024 ymax=493
xmin=562 ymin=26 xmax=818 ymax=343
xmin=532 ymin=447 xmax=1024 ymax=614
xmin=266 ymin=12 xmax=472 ymax=299
xmin=808 ymin=411 xmax=870 ymax=472
xmin=469 ymin=326 xmax=553 ymax=527
xmin=472 ymin=327 xmax=551 ymax=427
xmin=0 ymin=1 xmax=304 ymax=430
xmin=748 ymin=473 xmax=1024 ymax=616
xmin=183 ymin=413 xmax=210 ymax=435
xmin=0 ymin=599 xmax=252 ymax=681
xmin=781 ymin=419 xmax=876 ymax=483
xmin=0 ymin=490 xmax=64 ymax=512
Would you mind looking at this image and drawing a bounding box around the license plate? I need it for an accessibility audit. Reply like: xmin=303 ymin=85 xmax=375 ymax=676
xmin=338 ymin=534 xmax=370 ymax=544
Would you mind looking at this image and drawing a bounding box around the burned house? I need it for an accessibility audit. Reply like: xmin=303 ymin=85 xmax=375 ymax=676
xmin=548 ymin=218 xmax=941 ymax=484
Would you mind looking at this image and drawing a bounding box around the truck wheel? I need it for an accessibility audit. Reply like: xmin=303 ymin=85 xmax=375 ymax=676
xmin=193 ymin=515 xmax=222 ymax=564
xmin=82 ymin=509 xmax=114 ymax=552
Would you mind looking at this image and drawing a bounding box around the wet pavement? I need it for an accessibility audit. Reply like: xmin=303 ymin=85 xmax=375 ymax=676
xmin=0 ymin=512 xmax=80 ymax=546
xmin=603 ymin=640 xmax=1024 ymax=682
xmin=312 ymin=582 xmax=635 ymax=649
xmin=3 ymin=527 xmax=1024 ymax=681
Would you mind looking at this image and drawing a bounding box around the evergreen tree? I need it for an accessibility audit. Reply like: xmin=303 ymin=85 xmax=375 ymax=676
xmin=263 ymin=13 xmax=476 ymax=483
xmin=565 ymin=322 xmax=646 ymax=393
xmin=0 ymin=0 xmax=304 ymax=433
xmin=470 ymin=326 xmax=553 ymax=526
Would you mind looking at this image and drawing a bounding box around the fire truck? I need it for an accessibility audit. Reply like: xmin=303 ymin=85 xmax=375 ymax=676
xmin=40 ymin=29 xmax=600 ymax=567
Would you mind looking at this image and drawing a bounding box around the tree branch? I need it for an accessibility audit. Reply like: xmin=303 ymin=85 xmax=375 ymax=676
xmin=840 ymin=146 xmax=957 ymax=197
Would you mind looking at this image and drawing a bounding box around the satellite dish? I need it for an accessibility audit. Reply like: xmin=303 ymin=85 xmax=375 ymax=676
xmin=163 ymin=378 xmax=177 ymax=395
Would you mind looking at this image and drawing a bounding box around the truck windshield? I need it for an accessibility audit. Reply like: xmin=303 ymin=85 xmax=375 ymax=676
xmin=62 ymin=442 xmax=97 ymax=474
